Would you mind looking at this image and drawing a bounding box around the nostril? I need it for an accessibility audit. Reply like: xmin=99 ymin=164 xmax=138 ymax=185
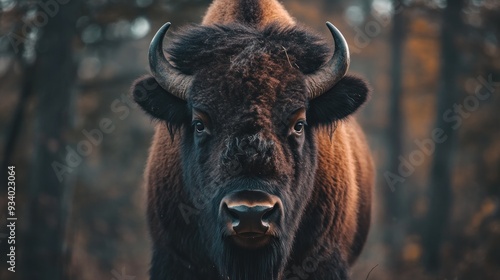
xmin=261 ymin=204 xmax=278 ymax=222
xmin=223 ymin=203 xmax=240 ymax=220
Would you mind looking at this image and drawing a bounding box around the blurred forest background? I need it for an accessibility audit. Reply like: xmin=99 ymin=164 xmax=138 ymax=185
xmin=0 ymin=0 xmax=499 ymax=279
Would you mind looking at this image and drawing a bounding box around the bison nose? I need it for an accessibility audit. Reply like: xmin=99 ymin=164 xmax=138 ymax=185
xmin=220 ymin=190 xmax=282 ymax=236
xmin=226 ymin=204 xmax=276 ymax=234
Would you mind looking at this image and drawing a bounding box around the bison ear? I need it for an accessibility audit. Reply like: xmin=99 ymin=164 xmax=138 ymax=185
xmin=307 ymin=75 xmax=370 ymax=126
xmin=131 ymin=76 xmax=189 ymax=127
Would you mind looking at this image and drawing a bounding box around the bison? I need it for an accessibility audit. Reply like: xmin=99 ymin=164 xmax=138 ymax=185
xmin=132 ymin=0 xmax=374 ymax=279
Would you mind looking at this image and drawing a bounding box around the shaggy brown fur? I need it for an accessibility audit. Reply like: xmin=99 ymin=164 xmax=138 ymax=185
xmin=133 ymin=1 xmax=374 ymax=279
xmin=202 ymin=0 xmax=295 ymax=27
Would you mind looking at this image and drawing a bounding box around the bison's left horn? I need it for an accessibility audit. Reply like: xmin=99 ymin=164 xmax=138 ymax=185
xmin=149 ymin=22 xmax=192 ymax=100
xmin=305 ymin=22 xmax=350 ymax=99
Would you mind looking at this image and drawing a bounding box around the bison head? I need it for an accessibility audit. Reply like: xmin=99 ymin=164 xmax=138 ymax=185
xmin=132 ymin=22 xmax=369 ymax=279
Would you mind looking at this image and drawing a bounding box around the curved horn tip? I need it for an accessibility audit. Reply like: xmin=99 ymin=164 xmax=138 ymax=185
xmin=152 ymin=22 xmax=171 ymax=46
xmin=149 ymin=22 xmax=171 ymax=60
xmin=305 ymin=22 xmax=351 ymax=99
xmin=325 ymin=22 xmax=350 ymax=63
xmin=148 ymin=22 xmax=192 ymax=101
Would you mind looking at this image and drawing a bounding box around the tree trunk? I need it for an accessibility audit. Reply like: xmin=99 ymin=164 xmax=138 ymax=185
xmin=23 ymin=1 xmax=80 ymax=279
xmin=383 ymin=0 xmax=405 ymax=267
xmin=422 ymin=0 xmax=464 ymax=271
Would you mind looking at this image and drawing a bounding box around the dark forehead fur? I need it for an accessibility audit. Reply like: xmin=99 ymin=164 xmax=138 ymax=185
xmin=167 ymin=24 xmax=330 ymax=75
xmin=164 ymin=24 xmax=332 ymax=130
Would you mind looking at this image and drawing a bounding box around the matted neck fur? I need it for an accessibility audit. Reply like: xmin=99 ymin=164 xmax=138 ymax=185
xmin=202 ymin=0 xmax=295 ymax=27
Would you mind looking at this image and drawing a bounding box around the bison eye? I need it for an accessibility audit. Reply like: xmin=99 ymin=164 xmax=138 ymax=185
xmin=293 ymin=120 xmax=307 ymax=134
xmin=193 ymin=120 xmax=205 ymax=134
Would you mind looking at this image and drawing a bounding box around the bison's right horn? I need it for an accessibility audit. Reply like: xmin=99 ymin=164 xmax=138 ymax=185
xmin=149 ymin=22 xmax=193 ymax=100
xmin=305 ymin=22 xmax=350 ymax=99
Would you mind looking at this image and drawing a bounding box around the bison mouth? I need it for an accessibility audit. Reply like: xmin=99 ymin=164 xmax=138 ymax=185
xmin=229 ymin=232 xmax=274 ymax=248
